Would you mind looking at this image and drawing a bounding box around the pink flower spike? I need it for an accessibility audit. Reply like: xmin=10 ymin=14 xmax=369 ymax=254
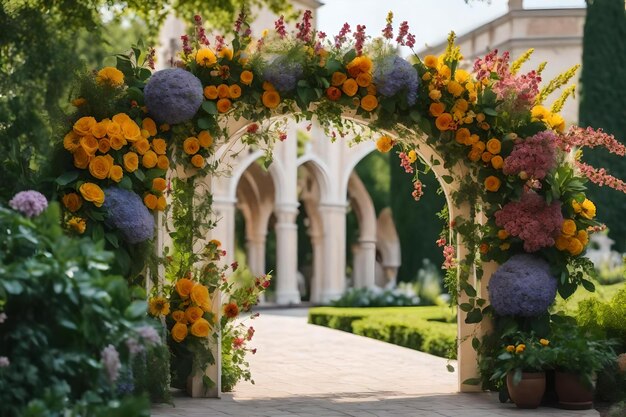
xmin=396 ymin=21 xmax=409 ymax=46
xmin=354 ymin=25 xmax=367 ymax=56
xmin=274 ymin=15 xmax=287 ymax=38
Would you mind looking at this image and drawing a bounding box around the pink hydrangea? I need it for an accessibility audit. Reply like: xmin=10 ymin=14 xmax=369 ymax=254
xmin=503 ymin=130 xmax=557 ymax=180
xmin=494 ymin=191 xmax=563 ymax=252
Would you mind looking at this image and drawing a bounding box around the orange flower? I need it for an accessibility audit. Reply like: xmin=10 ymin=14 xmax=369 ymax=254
xmin=468 ymin=148 xmax=482 ymax=162
xmin=196 ymin=48 xmax=217 ymax=67
xmin=112 ymin=113 xmax=131 ymax=126
xmin=156 ymin=195 xmax=166 ymax=211
xmin=91 ymin=120 xmax=109 ymax=139
xmin=190 ymin=283 xmax=211 ymax=311
xmin=217 ymin=98 xmax=232 ymax=113
xmin=262 ymin=81 xmax=275 ymax=91
xmin=240 ymin=70 xmax=254 ymax=86
xmin=109 ymin=165 xmax=123 ymax=183
xmin=360 ymin=95 xmax=378 ymax=112
xmin=447 ymin=80 xmax=464 ymax=97
xmin=171 ymin=310 xmax=187 ymax=323
xmin=122 ymin=120 xmax=142 ymax=142
xmin=171 ymin=322 xmax=188 ymax=343
xmin=331 ymin=71 xmax=347 ymax=86
xmin=367 ymin=84 xmax=377 ymax=96
xmin=123 ymin=152 xmax=139 ymax=172
xmin=79 ymin=182 xmax=105 ymax=207
xmin=142 ymin=118 xmax=157 ymax=137
xmin=142 ymin=150 xmax=158 ymax=168
xmin=229 ymin=84 xmax=242 ymax=99
xmin=73 ymin=146 xmax=91 ymax=169
xmin=218 ymin=47 xmax=233 ymax=60
xmin=96 ymin=66 xmax=124 ymax=86
xmin=491 ymin=155 xmax=504 ymax=169
xmin=185 ymin=306 xmax=204 ymax=323
xmin=88 ymin=155 xmax=111 ymax=180
xmin=176 ymin=278 xmax=195 ymax=298
xmin=109 ymin=135 xmax=127 ymax=150
xmin=144 ymin=193 xmax=158 ymax=210
xmin=484 ymin=176 xmax=501 ymax=192
xmin=424 ymin=55 xmax=438 ymax=68
xmin=191 ymin=154 xmax=205 ymax=168
xmin=325 ymin=86 xmax=342 ymax=101
xmin=152 ymin=177 xmax=167 ymax=192
xmin=198 ymin=131 xmax=213 ymax=148
xmin=486 ymin=138 xmax=501 ymax=155
xmin=73 ymin=116 xmax=96 ymax=136
xmin=157 ymin=155 xmax=170 ymax=170
xmin=183 ymin=137 xmax=200 ymax=155
xmin=204 ymin=85 xmax=218 ymax=100
xmin=262 ymin=90 xmax=281 ymax=109
xmin=80 ymin=136 xmax=99 ymax=156
xmin=376 ymin=135 xmax=394 ymax=153
xmin=435 ymin=113 xmax=453 ymax=131
xmin=346 ymin=55 xmax=372 ymax=77
xmin=107 ymin=121 xmax=122 ymax=137
xmin=62 ymin=193 xmax=83 ymax=213
xmin=429 ymin=102 xmax=446 ymax=117
xmin=98 ymin=138 xmax=111 ymax=154
xmin=455 ymin=128 xmax=471 ymax=145
xmin=497 ymin=229 xmax=509 ymax=240
xmin=223 ymin=302 xmax=239 ymax=318
xmin=217 ymin=84 xmax=230 ymax=99
xmin=151 ymin=138 xmax=167 ymax=155
xmin=63 ymin=132 xmax=81 ymax=152
xmin=356 ymin=73 xmax=372 ymax=87
xmin=429 ymin=89 xmax=442 ymax=101
xmin=481 ymin=152 xmax=493 ymax=163
xmin=134 ymin=138 xmax=151 ymax=155
xmin=479 ymin=242 xmax=489 ymax=254
xmin=190 ymin=318 xmax=211 ymax=337
xmin=341 ymin=78 xmax=358 ymax=97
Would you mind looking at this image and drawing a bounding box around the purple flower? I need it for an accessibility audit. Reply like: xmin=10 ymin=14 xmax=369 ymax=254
xmin=0 ymin=356 xmax=9 ymax=367
xmin=488 ymin=254 xmax=557 ymax=317
xmin=263 ymin=57 xmax=303 ymax=93
xmin=503 ymin=130 xmax=558 ymax=180
xmin=101 ymin=344 xmax=120 ymax=384
xmin=103 ymin=188 xmax=154 ymax=244
xmin=137 ymin=325 xmax=161 ymax=346
xmin=126 ymin=338 xmax=143 ymax=356
xmin=144 ymin=68 xmax=204 ymax=125
xmin=373 ymin=56 xmax=419 ymax=105
xmin=0 ymin=313 xmax=6 ymax=324
xmin=9 ymin=190 xmax=47 ymax=218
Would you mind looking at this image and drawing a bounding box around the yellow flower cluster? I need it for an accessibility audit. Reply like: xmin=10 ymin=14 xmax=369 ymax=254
xmin=555 ymin=199 xmax=595 ymax=255
xmin=182 ymin=131 xmax=213 ymax=169
xmin=325 ymin=56 xmax=378 ymax=112
xmin=531 ymin=105 xmax=565 ymax=133
xmin=160 ymin=278 xmax=214 ymax=343
xmin=96 ymin=66 xmax=124 ymax=87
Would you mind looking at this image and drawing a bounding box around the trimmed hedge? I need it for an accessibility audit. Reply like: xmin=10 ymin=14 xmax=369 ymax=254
xmin=308 ymin=306 xmax=457 ymax=358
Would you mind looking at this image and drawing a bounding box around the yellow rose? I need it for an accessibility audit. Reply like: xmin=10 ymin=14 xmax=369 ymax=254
xmin=240 ymin=70 xmax=254 ymax=86
xmin=217 ymin=84 xmax=230 ymax=99
xmin=73 ymin=116 xmax=97 ymax=136
xmin=73 ymin=146 xmax=92 ymax=169
xmin=80 ymin=136 xmax=99 ymax=156
xmin=190 ymin=318 xmax=211 ymax=338
xmin=142 ymin=118 xmax=157 ymax=137
xmin=62 ymin=193 xmax=83 ymax=213
xmin=91 ymin=120 xmax=109 ymax=139
xmin=196 ymin=48 xmax=217 ymax=67
xmin=88 ymin=155 xmax=112 ymax=179
xmin=157 ymin=155 xmax=170 ymax=170
xmin=561 ymin=219 xmax=577 ymax=237
xmin=144 ymin=193 xmax=158 ymax=210
xmin=555 ymin=235 xmax=570 ymax=251
xmin=341 ymin=78 xmax=358 ymax=97
xmin=96 ymin=66 xmax=124 ymax=87
xmin=176 ymin=278 xmax=195 ymax=298
xmin=63 ymin=132 xmax=81 ymax=152
xmin=123 ymin=152 xmax=139 ymax=172
xmin=204 ymin=85 xmax=218 ymax=100
xmin=486 ymin=138 xmax=501 ymax=155
xmin=79 ymin=182 xmax=105 ymax=207
xmin=376 ymin=135 xmax=394 ymax=153
xmin=122 ymin=120 xmax=142 ymax=142
xmin=67 ymin=216 xmax=86 ymax=234
xmin=356 ymin=73 xmax=372 ymax=88
xmin=580 ymin=199 xmax=596 ymax=219
xmin=142 ymin=150 xmax=158 ymax=168
xmin=262 ymin=90 xmax=280 ymax=109
xmin=190 ymin=283 xmax=211 ymax=311
xmin=435 ymin=113 xmax=453 ymax=131
xmin=567 ymin=237 xmax=584 ymax=256
xmin=156 ymin=195 xmax=166 ymax=211
xmin=109 ymin=165 xmax=123 ymax=183
xmin=360 ymin=95 xmax=378 ymax=112
xmin=346 ymin=55 xmax=372 ymax=77
xmin=107 ymin=121 xmax=122 ymax=137
xmin=191 ymin=154 xmax=205 ymax=168
xmin=171 ymin=322 xmax=188 ymax=343
xmin=484 ymin=176 xmax=501 ymax=192
xmin=112 ymin=113 xmax=131 ymax=126
xmin=515 ymin=344 xmax=526 ymax=354
xmin=229 ymin=84 xmax=242 ymax=99
xmin=183 ymin=137 xmax=200 ymax=155
xmin=424 ymin=55 xmax=438 ymax=68
xmin=506 ymin=345 xmax=515 ymax=353
xmin=151 ymin=138 xmax=167 ymax=155
xmin=171 ymin=310 xmax=187 ymax=323
xmin=539 ymin=339 xmax=550 ymax=347
xmin=98 ymin=138 xmax=111 ymax=154
xmin=185 ymin=306 xmax=204 ymax=323
xmin=577 ymin=230 xmax=589 ymax=246
xmin=198 ymin=131 xmax=213 ymax=148
xmin=109 ymin=135 xmax=127 ymax=151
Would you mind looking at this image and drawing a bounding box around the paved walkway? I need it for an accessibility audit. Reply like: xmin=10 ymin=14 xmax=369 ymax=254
xmin=153 ymin=308 xmax=598 ymax=417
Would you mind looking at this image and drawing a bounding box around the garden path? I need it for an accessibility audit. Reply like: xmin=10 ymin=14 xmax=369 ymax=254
xmin=152 ymin=308 xmax=599 ymax=417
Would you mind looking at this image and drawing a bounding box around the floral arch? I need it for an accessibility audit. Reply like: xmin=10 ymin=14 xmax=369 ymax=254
xmin=53 ymin=10 xmax=626 ymax=399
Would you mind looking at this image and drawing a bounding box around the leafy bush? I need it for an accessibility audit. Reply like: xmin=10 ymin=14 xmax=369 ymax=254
xmin=0 ymin=203 xmax=162 ymax=416
xmin=330 ymin=287 xmax=420 ymax=307
xmin=309 ymin=306 xmax=457 ymax=358
xmin=577 ymin=286 xmax=626 ymax=350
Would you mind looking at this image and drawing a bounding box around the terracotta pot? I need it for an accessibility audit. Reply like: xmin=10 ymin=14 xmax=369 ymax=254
xmin=506 ymin=371 xmax=546 ymax=409
xmin=554 ymin=371 xmax=594 ymax=410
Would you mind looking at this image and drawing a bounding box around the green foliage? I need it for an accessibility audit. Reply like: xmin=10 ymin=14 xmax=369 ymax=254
xmin=579 ymin=0 xmax=626 ymax=251
xmin=490 ymin=335 xmax=555 ymax=386
xmin=0 ymin=203 xmax=156 ymax=416
xmin=330 ymin=287 xmax=420 ymax=307
xmin=131 ymin=342 xmax=172 ymax=403
xmin=576 ymin=285 xmax=626 ymax=349
xmin=308 ymin=306 xmax=457 ymax=358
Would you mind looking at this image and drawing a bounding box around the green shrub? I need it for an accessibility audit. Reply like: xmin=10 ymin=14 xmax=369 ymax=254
xmin=309 ymin=307 xmax=457 ymax=358
xmin=0 ymin=203 xmax=162 ymax=416
xmin=577 ymin=286 xmax=626 ymax=350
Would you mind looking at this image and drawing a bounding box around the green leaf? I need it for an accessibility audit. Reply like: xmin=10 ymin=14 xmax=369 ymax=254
xmin=92 ymin=223 xmax=104 ymax=242
xmin=105 ymin=232 xmax=119 ymax=248
xmin=202 ymin=101 xmax=218 ymax=115
xmin=463 ymin=378 xmax=481 ymax=385
xmin=56 ymin=171 xmax=79 ymax=186
xmin=197 ymin=117 xmax=213 ymax=130
xmin=472 ymin=337 xmax=480 ymax=350
xmin=134 ymin=170 xmax=145 ymax=182
xmin=581 ymin=279 xmax=596 ymax=292
xmin=343 ymin=49 xmax=356 ymax=64
xmin=446 ymin=364 xmax=455 ymax=373
xmin=465 ymin=308 xmax=483 ymax=324
xmin=483 ymin=108 xmax=498 ymax=116
xmin=325 ymin=58 xmax=342 ymax=75
xmin=125 ymin=300 xmax=148 ymax=319
xmin=441 ymin=175 xmax=454 ymax=184
xmin=459 ymin=303 xmax=473 ymax=312
xmin=2 ymin=280 xmax=23 ymax=295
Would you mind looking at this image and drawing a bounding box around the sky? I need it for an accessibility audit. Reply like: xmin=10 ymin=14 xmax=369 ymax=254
xmin=316 ymin=0 xmax=586 ymax=53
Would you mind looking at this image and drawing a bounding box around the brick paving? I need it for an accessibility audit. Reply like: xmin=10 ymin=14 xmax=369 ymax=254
xmin=152 ymin=308 xmax=598 ymax=417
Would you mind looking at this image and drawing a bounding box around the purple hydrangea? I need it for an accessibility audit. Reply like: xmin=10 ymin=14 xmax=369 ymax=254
xmin=103 ymin=188 xmax=154 ymax=244
xmin=101 ymin=344 xmax=121 ymax=384
xmin=488 ymin=254 xmax=558 ymax=317
xmin=9 ymin=190 xmax=48 ymax=218
xmin=136 ymin=325 xmax=161 ymax=346
xmin=373 ymin=56 xmax=419 ymax=105
xmin=263 ymin=57 xmax=303 ymax=93
xmin=144 ymin=68 xmax=204 ymax=125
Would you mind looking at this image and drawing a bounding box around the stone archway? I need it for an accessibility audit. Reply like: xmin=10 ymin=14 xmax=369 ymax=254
xmin=347 ymin=172 xmax=377 ymax=289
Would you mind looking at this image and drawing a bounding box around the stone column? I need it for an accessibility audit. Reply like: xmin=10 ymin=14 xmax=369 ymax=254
xmin=246 ymin=231 xmax=267 ymax=304
xmin=351 ymin=244 xmax=364 ymax=288
xmin=319 ymin=202 xmax=347 ymax=302
xmin=309 ymin=231 xmax=324 ymax=304
xmin=358 ymin=239 xmax=377 ymax=289
xmin=274 ymin=204 xmax=301 ymax=304
xmin=211 ymin=197 xmax=237 ymax=263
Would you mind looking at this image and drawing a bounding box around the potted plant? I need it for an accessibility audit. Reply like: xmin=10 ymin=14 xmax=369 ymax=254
xmin=551 ymin=325 xmax=617 ymax=410
xmin=491 ymin=334 xmax=554 ymax=408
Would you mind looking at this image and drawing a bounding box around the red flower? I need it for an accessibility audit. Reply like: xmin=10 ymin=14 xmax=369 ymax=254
xmin=325 ymin=87 xmax=342 ymax=101
xmin=247 ymin=123 xmax=259 ymax=133
xmin=223 ymin=302 xmax=239 ymax=318
xmin=233 ymin=337 xmax=244 ymax=349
